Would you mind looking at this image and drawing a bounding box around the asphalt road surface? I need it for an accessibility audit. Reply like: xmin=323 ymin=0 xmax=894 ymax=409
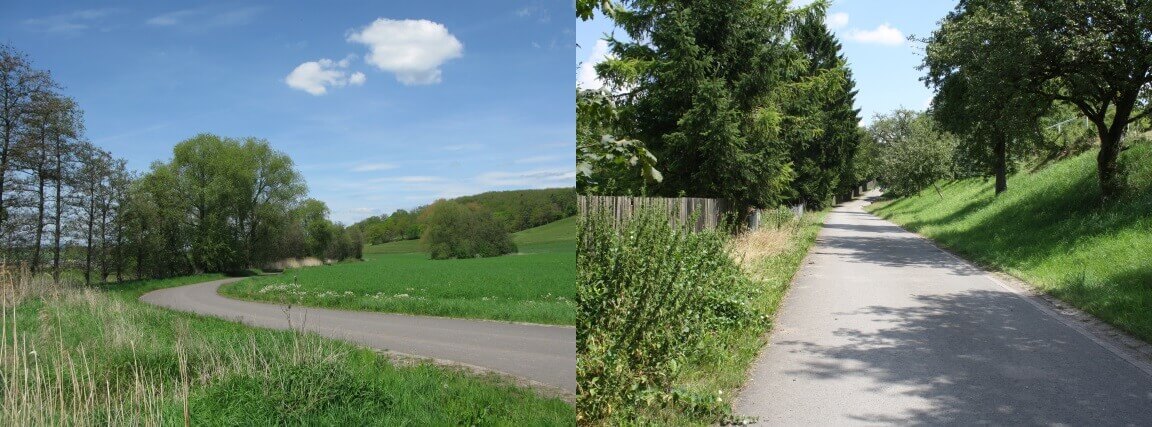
xmin=141 ymin=278 xmax=576 ymax=393
xmin=735 ymin=191 xmax=1152 ymax=425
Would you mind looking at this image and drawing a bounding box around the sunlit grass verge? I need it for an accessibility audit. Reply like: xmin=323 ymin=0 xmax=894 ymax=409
xmin=576 ymin=207 xmax=826 ymax=425
xmin=867 ymin=141 xmax=1152 ymax=342
xmin=0 ymin=266 xmax=574 ymax=425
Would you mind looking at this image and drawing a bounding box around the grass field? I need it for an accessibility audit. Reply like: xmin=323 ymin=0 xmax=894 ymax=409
xmin=222 ymin=217 xmax=577 ymax=325
xmin=0 ymin=274 xmax=574 ymax=425
xmin=868 ymin=141 xmax=1152 ymax=342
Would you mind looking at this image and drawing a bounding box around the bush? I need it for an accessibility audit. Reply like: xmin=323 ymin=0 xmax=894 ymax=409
xmin=422 ymin=200 xmax=516 ymax=260
xmin=577 ymin=207 xmax=763 ymax=424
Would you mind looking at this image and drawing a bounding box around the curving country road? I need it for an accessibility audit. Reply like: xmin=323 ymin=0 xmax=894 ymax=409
xmin=735 ymin=191 xmax=1152 ymax=425
xmin=140 ymin=278 xmax=576 ymax=393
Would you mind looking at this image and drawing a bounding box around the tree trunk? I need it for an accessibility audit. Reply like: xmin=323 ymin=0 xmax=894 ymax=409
xmin=31 ymin=161 xmax=46 ymax=274
xmin=52 ymin=145 xmax=62 ymax=285
xmin=84 ymin=187 xmax=96 ymax=286
xmin=993 ymin=134 xmax=1007 ymax=195
xmin=1094 ymin=89 xmax=1138 ymax=200
xmin=1097 ymin=133 xmax=1124 ymax=199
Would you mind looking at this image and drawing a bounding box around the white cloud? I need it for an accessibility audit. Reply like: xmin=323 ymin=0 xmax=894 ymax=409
xmin=846 ymin=23 xmax=905 ymax=46
xmin=24 ymin=8 xmax=119 ymax=33
xmin=577 ymin=39 xmax=610 ymax=90
xmin=475 ymin=169 xmax=576 ymax=187
xmin=367 ymin=176 xmax=445 ymax=184
xmin=146 ymin=7 xmax=260 ymax=28
xmin=514 ymin=155 xmax=563 ymax=164
xmin=347 ymin=19 xmax=464 ymax=85
xmin=516 ymin=3 xmax=551 ymax=22
xmin=351 ymin=162 xmax=395 ymax=172
xmin=827 ymin=12 xmax=849 ymax=30
xmin=284 ymin=57 xmax=365 ymax=96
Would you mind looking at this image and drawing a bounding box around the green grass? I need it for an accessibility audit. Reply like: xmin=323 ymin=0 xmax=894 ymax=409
xmin=222 ymin=217 xmax=577 ymax=325
xmin=868 ymin=141 xmax=1152 ymax=342
xmin=1 ymin=276 xmax=574 ymax=425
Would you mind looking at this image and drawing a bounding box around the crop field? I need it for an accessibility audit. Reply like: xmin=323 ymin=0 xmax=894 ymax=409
xmin=222 ymin=217 xmax=577 ymax=325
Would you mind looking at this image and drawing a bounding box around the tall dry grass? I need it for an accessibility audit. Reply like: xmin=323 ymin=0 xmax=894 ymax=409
xmin=0 ymin=262 xmax=350 ymax=425
xmin=728 ymin=217 xmax=801 ymax=280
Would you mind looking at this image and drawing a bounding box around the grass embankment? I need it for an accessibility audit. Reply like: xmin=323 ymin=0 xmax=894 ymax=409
xmin=0 ymin=274 xmax=574 ymax=425
xmin=222 ymin=217 xmax=577 ymax=325
xmin=577 ymin=208 xmax=826 ymax=425
xmin=868 ymin=141 xmax=1152 ymax=341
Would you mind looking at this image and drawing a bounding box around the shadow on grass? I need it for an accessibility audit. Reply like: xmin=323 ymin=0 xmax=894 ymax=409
xmin=777 ymin=289 xmax=1152 ymax=425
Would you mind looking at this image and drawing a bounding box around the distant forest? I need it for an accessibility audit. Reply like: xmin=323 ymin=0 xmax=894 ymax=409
xmin=352 ymin=188 xmax=576 ymax=245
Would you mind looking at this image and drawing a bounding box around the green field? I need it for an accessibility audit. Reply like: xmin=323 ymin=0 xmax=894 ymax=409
xmin=2 ymin=276 xmax=573 ymax=425
xmin=222 ymin=217 xmax=577 ymax=325
xmin=868 ymin=142 xmax=1152 ymax=342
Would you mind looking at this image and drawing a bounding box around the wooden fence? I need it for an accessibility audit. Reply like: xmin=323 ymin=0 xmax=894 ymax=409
xmin=578 ymin=195 xmax=807 ymax=232
xmin=578 ymin=195 xmax=732 ymax=232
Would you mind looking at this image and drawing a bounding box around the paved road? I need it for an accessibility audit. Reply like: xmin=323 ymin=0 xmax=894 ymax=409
xmin=735 ymin=191 xmax=1152 ymax=425
xmin=141 ymin=278 xmax=576 ymax=393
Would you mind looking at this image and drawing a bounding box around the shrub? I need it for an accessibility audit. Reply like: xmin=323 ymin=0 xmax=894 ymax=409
xmin=577 ymin=206 xmax=763 ymax=424
xmin=422 ymin=200 xmax=516 ymax=260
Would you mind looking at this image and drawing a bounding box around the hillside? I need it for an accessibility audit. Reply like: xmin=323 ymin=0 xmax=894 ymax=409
xmin=364 ymin=215 xmax=576 ymax=255
xmin=452 ymin=188 xmax=577 ymax=232
xmin=867 ymin=141 xmax=1152 ymax=341
xmin=353 ymin=188 xmax=576 ymax=245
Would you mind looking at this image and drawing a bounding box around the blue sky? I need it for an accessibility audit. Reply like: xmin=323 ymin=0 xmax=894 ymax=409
xmin=577 ymin=0 xmax=956 ymax=125
xmin=3 ymin=1 xmax=575 ymax=224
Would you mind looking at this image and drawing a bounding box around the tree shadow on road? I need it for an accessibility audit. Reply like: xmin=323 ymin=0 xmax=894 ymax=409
xmin=776 ymin=289 xmax=1152 ymax=425
xmin=813 ymin=220 xmax=985 ymax=278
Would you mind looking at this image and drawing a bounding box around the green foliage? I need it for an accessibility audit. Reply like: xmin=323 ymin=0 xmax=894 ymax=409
xmin=353 ymin=188 xmax=575 ymax=245
xmin=577 ymin=89 xmax=662 ymax=195
xmin=920 ymin=0 xmax=1152 ymax=198
xmin=921 ymin=0 xmax=1051 ymax=193
xmin=125 ymin=134 xmax=314 ymax=276
xmin=577 ymin=207 xmax=760 ymax=423
xmin=868 ymin=110 xmax=957 ymax=196
xmin=452 ymin=188 xmax=577 ymax=232
xmin=592 ymin=0 xmax=860 ymax=214
xmin=422 ymin=200 xmax=516 ymax=260
xmin=223 ymin=220 xmax=576 ymax=325
xmin=790 ymin=13 xmax=865 ymax=208
xmin=868 ymin=140 xmax=1152 ymax=342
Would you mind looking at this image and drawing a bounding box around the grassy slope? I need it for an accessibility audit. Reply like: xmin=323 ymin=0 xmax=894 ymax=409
xmin=5 ymin=276 xmax=573 ymax=425
xmin=868 ymin=142 xmax=1152 ymax=341
xmin=224 ymin=217 xmax=577 ymax=325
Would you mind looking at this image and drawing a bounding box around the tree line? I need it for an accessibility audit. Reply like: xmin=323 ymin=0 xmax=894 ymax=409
xmin=0 ymin=45 xmax=358 ymax=284
xmin=352 ymin=188 xmax=576 ymax=246
xmin=576 ymin=0 xmax=867 ymax=213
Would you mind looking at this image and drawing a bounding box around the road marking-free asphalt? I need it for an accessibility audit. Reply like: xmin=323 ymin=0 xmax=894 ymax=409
xmin=735 ymin=191 xmax=1152 ymax=425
